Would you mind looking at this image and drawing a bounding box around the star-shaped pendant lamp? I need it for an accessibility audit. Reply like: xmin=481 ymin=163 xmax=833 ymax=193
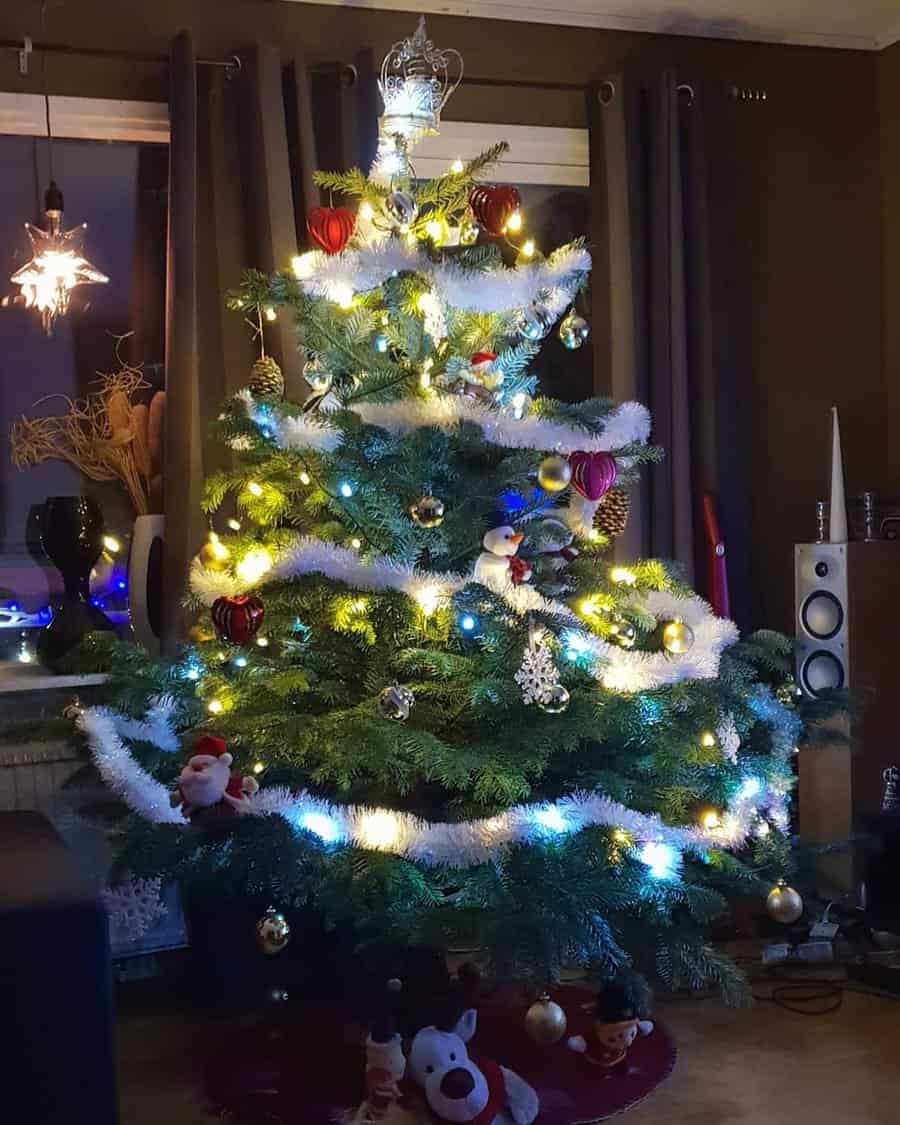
xmin=11 ymin=181 xmax=109 ymax=335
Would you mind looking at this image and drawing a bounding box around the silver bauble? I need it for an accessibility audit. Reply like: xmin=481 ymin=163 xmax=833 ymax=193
xmin=303 ymin=358 xmax=333 ymax=396
xmin=518 ymin=304 xmax=553 ymax=342
xmin=379 ymin=682 xmax=415 ymax=722
xmin=537 ymin=454 xmax=572 ymax=493
xmin=410 ymin=495 xmax=446 ymax=529
xmin=538 ymin=684 xmax=570 ymax=714
xmin=524 ymin=994 xmax=568 ymax=1044
xmin=386 ymin=190 xmax=418 ymax=227
xmin=766 ymin=882 xmax=804 ymax=925
xmin=661 ymin=619 xmax=695 ymax=655
xmin=458 ymin=218 xmax=479 ymax=246
xmin=559 ymin=310 xmax=591 ymax=350
xmin=256 ymin=907 xmax=291 ymax=955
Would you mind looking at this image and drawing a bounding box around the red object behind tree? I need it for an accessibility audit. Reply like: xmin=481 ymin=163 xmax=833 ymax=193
xmin=702 ymin=493 xmax=730 ymax=618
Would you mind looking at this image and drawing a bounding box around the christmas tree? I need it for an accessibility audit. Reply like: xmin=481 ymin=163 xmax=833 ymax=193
xmin=78 ymin=19 xmax=804 ymax=1004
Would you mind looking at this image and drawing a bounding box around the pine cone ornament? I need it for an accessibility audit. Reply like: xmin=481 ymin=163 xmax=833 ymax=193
xmin=249 ymin=355 xmax=285 ymax=400
xmin=595 ymin=487 xmax=630 ymax=537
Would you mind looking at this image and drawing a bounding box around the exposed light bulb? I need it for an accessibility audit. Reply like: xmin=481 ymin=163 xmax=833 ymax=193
xmin=227 ymin=518 xmax=242 ymax=532
xmin=359 ymin=201 xmax=375 ymax=221
xmin=264 ymin=306 xmax=277 ymax=322
xmin=450 ymin=158 xmax=465 ymax=174
xmin=351 ymin=537 xmax=362 ymax=550
xmin=207 ymin=699 xmax=224 ymax=714
xmin=339 ymin=481 xmax=355 ymax=498
xmin=701 ymin=809 xmax=721 ymax=832
xmin=235 ymin=548 xmax=273 ymax=585
xmin=252 ymin=761 xmax=265 ymax=775
xmin=415 ymin=586 xmax=440 ymax=616
xmin=520 ymin=238 xmax=536 ymax=259
xmin=359 ymin=811 xmax=401 ymax=849
xmin=256 ymin=636 xmax=270 ymax=648
xmin=610 ymin=566 xmax=636 ymax=586
xmin=247 ymin=481 xmax=263 ymax=497
xmin=299 ymin=471 xmax=311 ymax=486
xmin=699 ymin=731 xmax=717 ymax=749
xmin=292 ymin=252 xmax=317 ymax=279
xmin=300 ymin=810 xmax=341 ymax=843
xmin=102 ymin=535 xmax=121 ymax=554
xmin=504 ymin=209 xmax=523 ymax=233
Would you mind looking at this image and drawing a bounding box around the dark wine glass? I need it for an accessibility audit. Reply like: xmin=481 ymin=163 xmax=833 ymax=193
xmin=36 ymin=495 xmax=114 ymax=669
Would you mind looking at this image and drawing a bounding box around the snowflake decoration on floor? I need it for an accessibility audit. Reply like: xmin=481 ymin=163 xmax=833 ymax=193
xmin=102 ymin=877 xmax=167 ymax=945
xmin=514 ymin=630 xmax=560 ymax=705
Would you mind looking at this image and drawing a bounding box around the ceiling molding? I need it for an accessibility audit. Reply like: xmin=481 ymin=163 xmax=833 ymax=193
xmin=293 ymin=0 xmax=882 ymax=51
xmin=415 ymin=121 xmax=588 ymax=185
xmin=0 ymin=94 xmax=168 ymax=143
xmin=876 ymin=21 xmax=900 ymax=49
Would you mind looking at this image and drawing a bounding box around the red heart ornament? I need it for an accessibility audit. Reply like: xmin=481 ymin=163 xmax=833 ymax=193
xmin=568 ymin=451 xmax=618 ymax=501
xmin=307 ymin=207 xmax=355 ymax=254
xmin=469 ymin=185 xmax=521 ymax=237
xmin=211 ymin=594 xmax=265 ymax=646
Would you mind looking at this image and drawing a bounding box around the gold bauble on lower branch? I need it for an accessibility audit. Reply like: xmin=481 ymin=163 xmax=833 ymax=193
xmin=766 ymin=881 xmax=804 ymax=925
xmin=660 ymin=618 xmax=695 ymax=656
xmin=256 ymin=906 xmax=291 ymax=955
xmin=524 ymin=993 xmax=568 ymax=1044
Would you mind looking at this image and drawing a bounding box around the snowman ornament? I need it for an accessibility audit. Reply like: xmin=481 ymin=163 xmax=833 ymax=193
xmin=474 ymin=526 xmax=532 ymax=589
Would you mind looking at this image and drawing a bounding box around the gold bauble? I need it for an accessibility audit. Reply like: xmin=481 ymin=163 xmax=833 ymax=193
xmin=537 ymin=454 xmax=572 ymax=493
xmin=198 ymin=542 xmax=229 ymax=572
xmin=256 ymin=906 xmax=291 ymax=955
xmin=766 ymin=882 xmax=803 ymax=925
xmin=525 ymin=994 xmax=567 ymax=1044
xmin=458 ymin=217 xmax=479 ymax=246
xmin=188 ymin=624 xmax=215 ymax=643
xmin=661 ymin=619 xmax=695 ymax=655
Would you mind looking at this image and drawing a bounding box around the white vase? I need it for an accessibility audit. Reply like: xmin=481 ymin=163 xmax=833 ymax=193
xmin=128 ymin=514 xmax=165 ymax=654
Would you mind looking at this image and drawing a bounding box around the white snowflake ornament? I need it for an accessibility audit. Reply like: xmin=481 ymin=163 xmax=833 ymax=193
xmin=102 ymin=877 xmax=167 ymax=945
xmin=515 ymin=630 xmax=560 ymax=706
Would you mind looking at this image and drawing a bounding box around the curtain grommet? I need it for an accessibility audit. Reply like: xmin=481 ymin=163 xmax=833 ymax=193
xmin=598 ymin=79 xmax=616 ymax=106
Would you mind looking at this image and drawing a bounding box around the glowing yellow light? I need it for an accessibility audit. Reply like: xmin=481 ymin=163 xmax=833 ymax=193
xmin=588 ymin=529 xmax=601 ymax=542
xmin=415 ymin=586 xmax=441 ymax=616
xmin=331 ymin=283 xmax=354 ymax=310
xmin=235 ymin=548 xmax=273 ymax=585
xmin=256 ymin=636 xmax=270 ymax=648
xmin=264 ymin=306 xmax=277 ymax=322
xmin=17 ymin=646 xmax=34 ymax=665
xmin=207 ymin=699 xmax=224 ymax=715
xmin=351 ymin=538 xmax=362 ymax=550
xmin=700 ymin=731 xmax=717 ymax=749
xmin=420 ymin=356 xmax=434 ymax=390
xmin=520 ymin=238 xmax=536 ymax=259
xmin=299 ymin=470 xmax=311 ymax=486
xmin=612 ymin=829 xmax=631 ymax=845
xmin=252 ymin=761 xmax=265 ymax=775
xmin=610 ymin=566 xmax=636 ymax=586
xmin=701 ymin=809 xmax=721 ymax=832
xmin=291 ymin=252 xmax=316 ymax=279
xmin=580 ymin=596 xmax=601 ymax=618
xmin=504 ymin=209 xmax=523 ymax=234
xmin=450 ymin=158 xmax=465 ymax=174
xmin=216 ymin=651 xmax=227 ymax=661
xmin=359 ymin=201 xmax=375 ymax=221
xmin=417 ymin=291 xmax=436 ymax=314
xmin=406 ymin=231 xmax=417 ymax=247
xmin=207 ymin=532 xmax=230 ymax=561
xmin=359 ymin=811 xmax=401 ymax=850
xmin=247 ymin=481 xmax=263 ymax=498
xmin=102 ymin=535 xmax=121 ymax=554
xmin=424 ymin=218 xmax=445 ymax=244
xmin=227 ymin=518 xmax=241 ymax=532
xmin=350 ymin=598 xmax=368 ymax=614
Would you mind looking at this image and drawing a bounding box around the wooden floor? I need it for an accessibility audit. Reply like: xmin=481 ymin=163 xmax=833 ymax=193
xmin=116 ymin=982 xmax=900 ymax=1124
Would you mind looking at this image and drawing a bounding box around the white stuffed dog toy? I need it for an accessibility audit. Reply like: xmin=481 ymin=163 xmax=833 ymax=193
xmin=407 ymin=1009 xmax=538 ymax=1125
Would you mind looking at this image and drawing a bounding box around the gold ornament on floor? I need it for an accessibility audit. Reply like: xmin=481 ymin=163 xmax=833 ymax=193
xmin=379 ymin=682 xmax=416 ymax=722
xmin=410 ymin=495 xmax=446 ymax=528
xmin=256 ymin=907 xmax=291 ymax=954
xmin=248 ymin=355 xmax=285 ymax=399
xmin=525 ymin=993 xmax=568 ymax=1044
xmin=538 ymin=684 xmax=570 ymax=714
xmin=537 ymin=454 xmax=572 ymax=493
xmin=661 ymin=618 xmax=695 ymax=655
xmin=594 ymin=488 xmax=631 ymax=538
xmin=766 ymin=881 xmax=803 ymax=925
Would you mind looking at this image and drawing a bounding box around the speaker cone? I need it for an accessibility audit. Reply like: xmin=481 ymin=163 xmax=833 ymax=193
xmin=800 ymin=650 xmax=845 ymax=696
xmin=801 ymin=590 xmax=844 ymax=640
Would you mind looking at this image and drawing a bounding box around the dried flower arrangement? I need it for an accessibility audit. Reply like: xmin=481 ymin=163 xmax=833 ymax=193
xmin=10 ymin=355 xmax=165 ymax=516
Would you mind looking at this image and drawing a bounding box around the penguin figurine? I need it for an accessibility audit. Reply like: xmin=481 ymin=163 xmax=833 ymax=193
xmin=474 ymin=526 xmax=532 ymax=588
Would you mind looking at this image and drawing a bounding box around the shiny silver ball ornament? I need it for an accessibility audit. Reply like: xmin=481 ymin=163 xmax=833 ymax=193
xmin=661 ymin=618 xmax=695 ymax=655
xmin=458 ymin=217 xmax=479 ymax=246
xmin=410 ymin=495 xmax=445 ymax=529
xmin=559 ymin=309 xmax=591 ymax=350
xmin=386 ymin=190 xmax=418 ymax=227
xmin=373 ymin=333 xmax=390 ymax=355
xmin=609 ymin=622 xmax=636 ymax=648
xmin=379 ymin=682 xmax=415 ymax=722
xmin=524 ymin=994 xmax=568 ymax=1044
xmin=303 ymin=358 xmax=333 ymax=396
xmin=256 ymin=907 xmax=291 ymax=955
xmin=537 ymin=454 xmax=572 ymax=493
xmin=776 ymin=678 xmax=803 ymax=707
xmin=766 ymin=882 xmax=804 ymax=925
xmin=538 ymin=684 xmax=570 ymax=714
xmin=518 ymin=304 xmax=553 ymax=342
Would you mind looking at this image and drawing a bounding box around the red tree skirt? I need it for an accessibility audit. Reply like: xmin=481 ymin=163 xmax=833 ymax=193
xmin=204 ymin=987 xmax=676 ymax=1124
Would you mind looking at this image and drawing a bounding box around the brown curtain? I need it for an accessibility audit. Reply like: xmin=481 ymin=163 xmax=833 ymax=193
xmin=587 ymin=73 xmax=748 ymax=619
xmin=162 ymin=36 xmax=369 ymax=652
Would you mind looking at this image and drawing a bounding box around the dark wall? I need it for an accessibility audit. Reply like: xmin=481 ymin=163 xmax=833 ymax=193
xmin=881 ymin=42 xmax=900 ymax=485
xmin=0 ymin=1 xmax=886 ymax=631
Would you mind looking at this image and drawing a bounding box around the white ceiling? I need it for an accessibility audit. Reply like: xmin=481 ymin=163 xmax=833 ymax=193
xmin=299 ymin=0 xmax=900 ymax=51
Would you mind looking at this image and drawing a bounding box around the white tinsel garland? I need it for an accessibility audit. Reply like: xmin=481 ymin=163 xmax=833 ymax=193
xmin=242 ymin=393 xmax=650 ymax=461
xmin=291 ymin=241 xmax=591 ymax=317
xmin=78 ymin=699 xmax=781 ymax=870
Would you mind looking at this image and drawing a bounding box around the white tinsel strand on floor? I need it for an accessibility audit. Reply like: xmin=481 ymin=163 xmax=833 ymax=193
xmin=291 ymin=241 xmax=591 ymax=317
xmin=77 ymin=699 xmax=778 ymax=870
xmin=242 ymin=392 xmax=650 ymax=460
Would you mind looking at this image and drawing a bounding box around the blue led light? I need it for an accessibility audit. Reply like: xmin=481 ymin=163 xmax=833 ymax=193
xmin=339 ymin=481 xmax=355 ymax=499
xmin=116 ymin=580 xmax=127 ymax=591
xmin=233 ymin=655 xmax=248 ymax=668
xmin=534 ymin=805 xmax=568 ymax=834
xmin=6 ymin=602 xmax=20 ymax=613
xmin=460 ymin=614 xmax=477 ymax=633
xmin=299 ymin=811 xmax=341 ymax=843
xmin=38 ymin=607 xmax=52 ymax=623
xmin=90 ymin=597 xmax=105 ymax=609
xmin=740 ymin=777 xmax=762 ymax=799
xmin=184 ymin=664 xmax=202 ymax=682
xmin=639 ymin=841 xmax=679 ymax=880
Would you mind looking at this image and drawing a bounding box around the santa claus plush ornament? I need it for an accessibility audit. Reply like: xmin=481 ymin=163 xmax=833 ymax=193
xmin=474 ymin=527 xmax=532 ymax=589
xmin=170 ymin=735 xmax=259 ymax=823
xmin=406 ymin=1009 xmax=538 ymax=1125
